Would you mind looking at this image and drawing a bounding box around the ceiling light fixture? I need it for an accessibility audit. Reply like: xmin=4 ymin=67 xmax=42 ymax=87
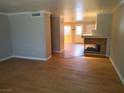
xmin=75 ymin=0 xmax=84 ymax=21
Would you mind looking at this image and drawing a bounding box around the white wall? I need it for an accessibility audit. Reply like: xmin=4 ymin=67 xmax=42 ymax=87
xmin=93 ymin=13 xmax=112 ymax=56
xmin=94 ymin=13 xmax=112 ymax=37
xmin=51 ymin=16 xmax=64 ymax=52
xmin=0 ymin=14 xmax=12 ymax=60
xmin=111 ymin=4 xmax=124 ymax=84
xmin=9 ymin=12 xmax=51 ymax=59
xmin=44 ymin=14 xmax=52 ymax=57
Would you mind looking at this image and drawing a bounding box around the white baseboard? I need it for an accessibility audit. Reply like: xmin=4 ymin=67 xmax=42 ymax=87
xmin=0 ymin=55 xmax=52 ymax=62
xmin=0 ymin=56 xmax=13 ymax=62
xmin=109 ymin=57 xmax=124 ymax=85
xmin=11 ymin=55 xmax=52 ymax=61
xmin=45 ymin=56 xmax=52 ymax=60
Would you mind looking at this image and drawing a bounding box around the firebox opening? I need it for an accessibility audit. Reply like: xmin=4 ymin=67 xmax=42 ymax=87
xmin=84 ymin=44 xmax=101 ymax=53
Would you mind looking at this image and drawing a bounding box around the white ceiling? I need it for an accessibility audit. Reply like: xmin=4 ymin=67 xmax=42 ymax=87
xmin=0 ymin=0 xmax=121 ymax=21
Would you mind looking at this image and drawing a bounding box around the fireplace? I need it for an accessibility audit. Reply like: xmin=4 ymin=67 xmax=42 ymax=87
xmin=84 ymin=38 xmax=107 ymax=56
xmin=85 ymin=44 xmax=101 ymax=53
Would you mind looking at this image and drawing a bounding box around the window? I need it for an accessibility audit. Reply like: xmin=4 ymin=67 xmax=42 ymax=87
xmin=76 ymin=26 xmax=82 ymax=35
xmin=85 ymin=24 xmax=94 ymax=35
xmin=64 ymin=26 xmax=71 ymax=35
xmin=83 ymin=24 xmax=96 ymax=35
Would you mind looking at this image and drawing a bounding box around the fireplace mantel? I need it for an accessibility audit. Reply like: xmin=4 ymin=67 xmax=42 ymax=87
xmin=82 ymin=35 xmax=110 ymax=39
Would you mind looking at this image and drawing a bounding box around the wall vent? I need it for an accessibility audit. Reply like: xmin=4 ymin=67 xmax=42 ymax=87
xmin=32 ymin=13 xmax=41 ymax=16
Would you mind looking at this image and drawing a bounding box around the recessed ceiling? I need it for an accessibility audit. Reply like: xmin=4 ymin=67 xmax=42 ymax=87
xmin=0 ymin=0 xmax=121 ymax=21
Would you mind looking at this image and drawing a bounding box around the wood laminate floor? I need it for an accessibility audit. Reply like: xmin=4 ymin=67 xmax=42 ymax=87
xmin=0 ymin=44 xmax=124 ymax=93
xmin=54 ymin=43 xmax=84 ymax=58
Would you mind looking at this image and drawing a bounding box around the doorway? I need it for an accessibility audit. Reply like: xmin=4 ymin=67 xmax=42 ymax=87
xmin=63 ymin=25 xmax=84 ymax=58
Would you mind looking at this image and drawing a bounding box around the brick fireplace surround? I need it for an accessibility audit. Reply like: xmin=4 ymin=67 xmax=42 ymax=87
xmin=84 ymin=38 xmax=107 ymax=56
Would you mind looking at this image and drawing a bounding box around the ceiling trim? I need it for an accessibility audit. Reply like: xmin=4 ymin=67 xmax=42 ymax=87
xmin=112 ymin=0 xmax=124 ymax=13
xmin=0 ymin=10 xmax=51 ymax=16
xmin=0 ymin=12 xmax=8 ymax=15
xmin=8 ymin=11 xmax=51 ymax=16
xmin=40 ymin=11 xmax=51 ymax=15
xmin=97 ymin=12 xmax=112 ymax=15
xmin=8 ymin=11 xmax=31 ymax=16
